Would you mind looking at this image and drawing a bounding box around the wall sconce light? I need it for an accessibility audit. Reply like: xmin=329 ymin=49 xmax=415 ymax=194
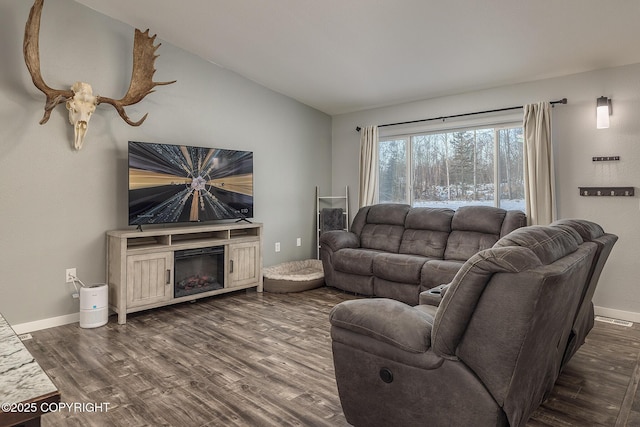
xmin=596 ymin=96 xmax=611 ymax=129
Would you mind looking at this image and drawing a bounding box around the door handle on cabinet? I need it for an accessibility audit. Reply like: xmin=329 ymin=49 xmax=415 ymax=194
xmin=166 ymin=269 xmax=171 ymax=285
xmin=230 ymin=260 xmax=234 ymax=273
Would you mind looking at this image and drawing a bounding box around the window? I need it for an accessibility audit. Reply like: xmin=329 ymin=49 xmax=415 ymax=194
xmin=378 ymin=124 xmax=524 ymax=211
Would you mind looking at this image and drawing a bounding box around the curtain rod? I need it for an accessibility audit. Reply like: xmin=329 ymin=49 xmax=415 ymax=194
xmin=355 ymin=98 xmax=567 ymax=132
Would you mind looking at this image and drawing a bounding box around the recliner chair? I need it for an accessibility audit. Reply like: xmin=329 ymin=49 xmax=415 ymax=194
xmin=419 ymin=219 xmax=618 ymax=372
xmin=548 ymin=219 xmax=618 ymax=370
xmin=330 ymin=225 xmax=603 ymax=427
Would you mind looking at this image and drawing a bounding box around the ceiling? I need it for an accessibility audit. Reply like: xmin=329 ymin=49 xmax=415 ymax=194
xmin=73 ymin=0 xmax=640 ymax=116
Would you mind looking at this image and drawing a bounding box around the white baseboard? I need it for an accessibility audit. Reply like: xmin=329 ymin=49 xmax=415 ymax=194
xmin=594 ymin=306 xmax=640 ymax=324
xmin=12 ymin=313 xmax=79 ymax=334
xmin=9 ymin=306 xmax=639 ymax=334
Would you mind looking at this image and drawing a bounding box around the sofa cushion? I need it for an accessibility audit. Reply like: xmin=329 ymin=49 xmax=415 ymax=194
xmin=400 ymin=229 xmax=450 ymax=257
xmin=333 ymin=248 xmax=379 ymax=275
xmin=551 ymin=218 xmax=604 ymax=241
xmin=373 ymin=278 xmax=421 ymax=306
xmin=399 ymin=208 xmax=453 ymax=257
xmin=494 ymin=225 xmax=582 ymax=265
xmin=330 ymin=298 xmax=433 ymax=353
xmin=332 ymin=271 xmax=375 ymax=296
xmin=360 ymin=224 xmax=405 ymax=252
xmin=451 ymin=206 xmax=507 ymax=234
xmin=373 ymin=253 xmax=430 ymax=284
xmin=502 ymin=210 xmax=528 ymax=236
xmin=444 ymin=206 xmax=508 ymax=261
xmin=357 ymin=204 xmax=410 ymax=252
xmin=444 ymin=231 xmax=500 ymax=261
xmin=420 ymin=259 xmax=465 ymax=290
xmin=367 ymin=203 xmax=411 ymax=225
xmin=404 ymin=207 xmax=454 ymax=231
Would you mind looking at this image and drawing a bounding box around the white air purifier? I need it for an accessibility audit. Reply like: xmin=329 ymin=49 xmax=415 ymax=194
xmin=79 ymin=284 xmax=108 ymax=328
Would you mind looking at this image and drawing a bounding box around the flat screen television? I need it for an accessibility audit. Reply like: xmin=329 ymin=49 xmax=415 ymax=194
xmin=128 ymin=141 xmax=253 ymax=225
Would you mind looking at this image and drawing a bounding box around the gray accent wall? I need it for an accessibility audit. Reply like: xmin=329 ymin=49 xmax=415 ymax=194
xmin=0 ymin=0 xmax=331 ymax=325
xmin=332 ymin=64 xmax=640 ymax=321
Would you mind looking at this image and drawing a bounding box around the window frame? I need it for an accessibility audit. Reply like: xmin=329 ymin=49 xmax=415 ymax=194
xmin=377 ymin=120 xmax=524 ymax=209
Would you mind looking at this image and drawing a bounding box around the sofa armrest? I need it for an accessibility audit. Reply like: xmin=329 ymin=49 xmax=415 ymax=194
xmin=419 ymin=284 xmax=449 ymax=306
xmin=319 ymin=230 xmax=360 ymax=252
xmin=330 ymin=299 xmax=433 ymax=353
xmin=420 ymin=260 xmax=464 ymax=292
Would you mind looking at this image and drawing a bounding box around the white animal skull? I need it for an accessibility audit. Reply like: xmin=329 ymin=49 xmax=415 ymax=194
xmin=66 ymin=82 xmax=97 ymax=150
xmin=23 ymin=0 xmax=176 ymax=151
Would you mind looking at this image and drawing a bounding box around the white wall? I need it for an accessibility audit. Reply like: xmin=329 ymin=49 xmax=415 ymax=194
xmin=0 ymin=0 xmax=331 ymax=326
xmin=332 ymin=64 xmax=640 ymax=321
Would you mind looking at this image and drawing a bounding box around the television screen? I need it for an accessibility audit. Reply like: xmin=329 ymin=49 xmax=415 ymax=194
xmin=128 ymin=141 xmax=253 ymax=225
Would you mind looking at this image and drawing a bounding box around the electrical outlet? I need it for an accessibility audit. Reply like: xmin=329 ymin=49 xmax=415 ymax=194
xmin=65 ymin=268 xmax=76 ymax=283
xmin=296 ymin=237 xmax=302 ymax=247
xmin=275 ymin=242 xmax=281 ymax=252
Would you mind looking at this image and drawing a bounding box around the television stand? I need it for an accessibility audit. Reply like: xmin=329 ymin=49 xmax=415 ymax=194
xmin=107 ymin=222 xmax=263 ymax=324
xmin=235 ymin=217 xmax=252 ymax=224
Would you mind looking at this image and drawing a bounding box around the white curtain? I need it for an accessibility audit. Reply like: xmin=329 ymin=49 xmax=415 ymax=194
xmin=358 ymin=125 xmax=378 ymax=207
xmin=523 ymin=102 xmax=555 ymax=225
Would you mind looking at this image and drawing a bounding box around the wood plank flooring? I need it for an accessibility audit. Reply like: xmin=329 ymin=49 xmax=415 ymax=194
xmin=21 ymin=287 xmax=640 ymax=426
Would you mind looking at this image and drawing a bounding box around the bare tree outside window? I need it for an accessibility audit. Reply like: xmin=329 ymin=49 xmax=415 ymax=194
xmin=498 ymin=127 xmax=525 ymax=209
xmin=378 ymin=125 xmax=524 ymax=211
xmin=378 ymin=139 xmax=407 ymax=203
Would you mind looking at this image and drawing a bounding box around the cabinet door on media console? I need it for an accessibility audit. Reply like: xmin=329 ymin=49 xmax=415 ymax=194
xmin=228 ymin=241 xmax=261 ymax=288
xmin=126 ymin=252 xmax=173 ymax=308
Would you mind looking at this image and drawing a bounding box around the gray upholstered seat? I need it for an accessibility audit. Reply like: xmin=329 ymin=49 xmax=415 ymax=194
xmin=330 ymin=223 xmax=615 ymax=427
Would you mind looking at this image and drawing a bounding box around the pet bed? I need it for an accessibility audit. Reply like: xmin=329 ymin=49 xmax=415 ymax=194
xmin=263 ymin=259 xmax=325 ymax=293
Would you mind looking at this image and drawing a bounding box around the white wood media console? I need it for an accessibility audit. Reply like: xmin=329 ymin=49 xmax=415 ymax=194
xmin=107 ymin=222 xmax=263 ymax=324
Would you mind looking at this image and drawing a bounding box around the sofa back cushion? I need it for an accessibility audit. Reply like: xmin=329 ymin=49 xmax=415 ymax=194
xmin=444 ymin=206 xmax=507 ymax=261
xmin=359 ymin=204 xmax=410 ymax=252
xmin=502 ymin=210 xmax=527 ymax=236
xmin=494 ymin=224 xmax=583 ymax=264
xmin=350 ymin=206 xmax=371 ymax=236
xmin=399 ymin=207 xmax=454 ymax=257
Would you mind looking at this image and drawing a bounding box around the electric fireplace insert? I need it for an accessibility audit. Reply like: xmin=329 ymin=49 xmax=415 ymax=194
xmin=174 ymin=246 xmax=224 ymax=298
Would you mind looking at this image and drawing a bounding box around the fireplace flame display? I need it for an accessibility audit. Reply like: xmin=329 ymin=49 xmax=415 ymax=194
xmin=175 ymin=274 xmax=222 ymax=297
xmin=174 ymin=246 xmax=224 ymax=298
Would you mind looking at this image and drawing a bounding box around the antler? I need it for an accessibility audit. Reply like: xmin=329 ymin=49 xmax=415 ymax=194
xmin=97 ymin=29 xmax=176 ymax=126
xmin=23 ymin=0 xmax=73 ymax=124
xmin=23 ymin=0 xmax=175 ymax=137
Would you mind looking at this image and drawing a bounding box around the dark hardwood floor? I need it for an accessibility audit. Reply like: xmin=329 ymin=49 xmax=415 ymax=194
xmin=22 ymin=287 xmax=640 ymax=426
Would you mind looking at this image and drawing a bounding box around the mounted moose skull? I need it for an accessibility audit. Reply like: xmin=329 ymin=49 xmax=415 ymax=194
xmin=66 ymin=82 xmax=97 ymax=150
xmin=23 ymin=0 xmax=176 ymax=150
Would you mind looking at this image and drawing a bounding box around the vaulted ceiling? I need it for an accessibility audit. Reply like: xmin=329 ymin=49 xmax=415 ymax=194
xmin=73 ymin=0 xmax=640 ymax=115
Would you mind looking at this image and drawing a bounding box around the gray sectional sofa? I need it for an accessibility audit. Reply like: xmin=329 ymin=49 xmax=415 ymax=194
xmin=319 ymin=203 xmax=526 ymax=305
xmin=329 ymin=220 xmax=617 ymax=427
